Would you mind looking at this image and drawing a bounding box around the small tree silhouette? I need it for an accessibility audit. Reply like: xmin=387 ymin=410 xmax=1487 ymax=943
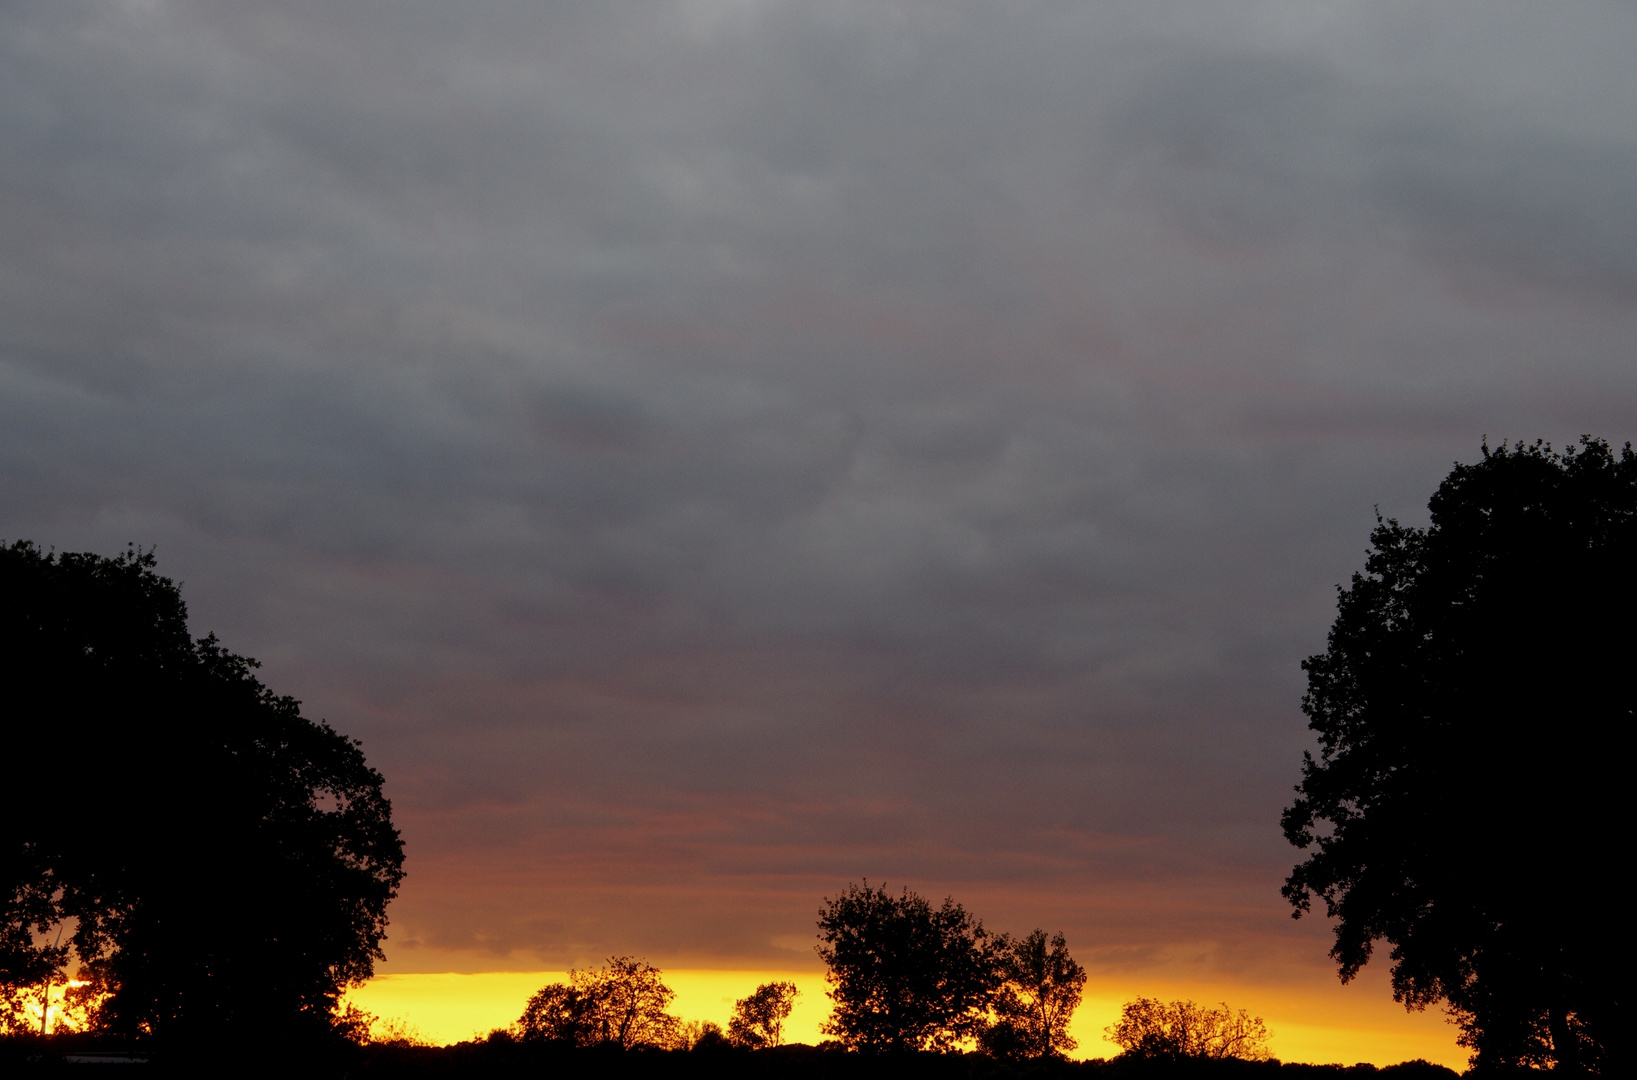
xmin=1106 ymin=998 xmax=1272 ymax=1061
xmin=518 ymin=956 xmax=680 ymax=1049
xmin=727 ymin=981 xmax=798 ymax=1049
xmin=980 ymin=930 xmax=1085 ymax=1059
xmin=816 ymin=881 xmax=1002 ymax=1051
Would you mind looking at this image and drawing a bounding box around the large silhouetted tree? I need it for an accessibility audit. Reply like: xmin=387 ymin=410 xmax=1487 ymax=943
xmin=816 ymin=881 xmax=1001 ymax=1052
xmin=1282 ymin=439 xmax=1634 ymax=1074
xmin=0 ymin=542 xmax=404 ymax=1048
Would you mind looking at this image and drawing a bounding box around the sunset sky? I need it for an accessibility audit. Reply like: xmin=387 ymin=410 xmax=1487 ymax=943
xmin=6 ymin=2 xmax=1637 ymax=1067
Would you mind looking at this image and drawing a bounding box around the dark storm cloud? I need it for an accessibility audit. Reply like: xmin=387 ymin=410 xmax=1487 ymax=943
xmin=5 ymin=0 xmax=1637 ymax=970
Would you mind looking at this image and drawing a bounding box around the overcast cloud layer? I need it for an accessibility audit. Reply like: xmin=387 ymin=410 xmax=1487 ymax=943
xmin=5 ymin=0 xmax=1636 ymax=982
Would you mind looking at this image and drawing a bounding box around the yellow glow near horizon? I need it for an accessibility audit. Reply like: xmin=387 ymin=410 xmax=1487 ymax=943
xmin=343 ymin=970 xmax=1466 ymax=1070
xmin=20 ymin=978 xmax=96 ymax=1036
xmin=342 ymin=970 xmax=831 ymax=1047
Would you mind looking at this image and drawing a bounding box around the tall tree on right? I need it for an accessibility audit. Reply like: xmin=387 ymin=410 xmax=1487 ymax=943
xmin=1283 ymin=439 xmax=1634 ymax=1074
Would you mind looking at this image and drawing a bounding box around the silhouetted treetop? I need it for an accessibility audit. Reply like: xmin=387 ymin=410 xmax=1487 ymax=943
xmin=728 ymin=981 xmax=798 ymax=1050
xmin=0 ymin=542 xmax=404 ymax=1047
xmin=1107 ymin=998 xmax=1272 ymax=1061
xmin=1282 ymin=439 xmax=1634 ymax=1073
xmin=517 ymin=957 xmax=681 ymax=1050
xmin=981 ymin=930 xmax=1085 ymax=1060
xmin=816 ymin=881 xmax=1003 ymax=1052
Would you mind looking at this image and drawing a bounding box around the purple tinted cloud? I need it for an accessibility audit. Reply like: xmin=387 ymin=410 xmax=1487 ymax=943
xmin=4 ymin=0 xmax=1635 ymax=971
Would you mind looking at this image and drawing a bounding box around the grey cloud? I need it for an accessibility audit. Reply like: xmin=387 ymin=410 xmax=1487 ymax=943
xmin=4 ymin=0 xmax=1637 ymax=966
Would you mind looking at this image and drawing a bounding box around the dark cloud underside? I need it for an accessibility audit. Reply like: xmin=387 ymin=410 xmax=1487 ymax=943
xmin=5 ymin=0 xmax=1636 ymax=972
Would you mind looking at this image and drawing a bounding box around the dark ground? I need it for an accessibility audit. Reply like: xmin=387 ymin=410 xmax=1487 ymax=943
xmin=2 ymin=1035 xmax=1484 ymax=1079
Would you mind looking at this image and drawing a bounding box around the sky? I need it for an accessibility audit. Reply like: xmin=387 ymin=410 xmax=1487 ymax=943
xmin=6 ymin=0 xmax=1637 ymax=1064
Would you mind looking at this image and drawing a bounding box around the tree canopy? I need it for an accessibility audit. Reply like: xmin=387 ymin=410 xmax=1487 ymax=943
xmin=517 ymin=957 xmax=681 ymax=1049
xmin=816 ymin=881 xmax=1002 ymax=1052
xmin=980 ymin=930 xmax=1085 ymax=1059
xmin=1282 ymin=439 xmax=1634 ymax=1073
xmin=727 ymin=981 xmax=798 ymax=1050
xmin=1106 ymin=998 xmax=1272 ymax=1061
xmin=0 ymin=542 xmax=404 ymax=1046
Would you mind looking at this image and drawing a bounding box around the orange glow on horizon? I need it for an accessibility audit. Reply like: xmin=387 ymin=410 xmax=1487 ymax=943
xmin=342 ymin=969 xmax=1466 ymax=1069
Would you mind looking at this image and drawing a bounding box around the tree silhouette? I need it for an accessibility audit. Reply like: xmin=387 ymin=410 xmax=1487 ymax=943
xmin=1282 ymin=439 xmax=1634 ymax=1074
xmin=678 ymin=1018 xmax=731 ymax=1051
xmin=816 ymin=881 xmax=1002 ymax=1052
xmin=727 ymin=981 xmax=798 ymax=1049
xmin=517 ymin=957 xmax=681 ymax=1049
xmin=1106 ymin=998 xmax=1272 ymax=1061
xmin=980 ymin=930 xmax=1085 ymax=1059
xmin=517 ymin=983 xmax=600 ymax=1046
xmin=0 ymin=542 xmax=404 ymax=1048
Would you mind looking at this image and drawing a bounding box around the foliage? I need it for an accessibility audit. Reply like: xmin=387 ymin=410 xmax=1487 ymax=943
xmin=980 ymin=930 xmax=1085 ymax=1059
xmin=0 ymin=971 xmax=108 ymax=1036
xmin=678 ymin=1018 xmax=731 ymax=1051
xmin=727 ymin=981 xmax=799 ymax=1049
xmin=518 ymin=983 xmax=599 ymax=1046
xmin=1106 ymin=998 xmax=1272 ymax=1061
xmin=334 ymin=1002 xmax=377 ymax=1046
xmin=335 ymin=1003 xmax=431 ymax=1047
xmin=0 ymin=542 xmax=405 ymax=1047
xmin=518 ymin=956 xmax=681 ymax=1049
xmin=1281 ymin=439 xmax=1635 ymax=1073
xmin=816 ymin=881 xmax=1002 ymax=1052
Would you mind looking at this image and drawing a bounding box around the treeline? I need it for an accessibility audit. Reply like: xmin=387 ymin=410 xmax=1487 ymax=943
xmin=340 ymin=882 xmax=1436 ymax=1077
xmin=441 ymin=882 xmax=1272 ymax=1062
xmin=13 ymin=440 xmax=1631 ymax=1074
xmin=0 ymin=549 xmax=1286 ymax=1069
